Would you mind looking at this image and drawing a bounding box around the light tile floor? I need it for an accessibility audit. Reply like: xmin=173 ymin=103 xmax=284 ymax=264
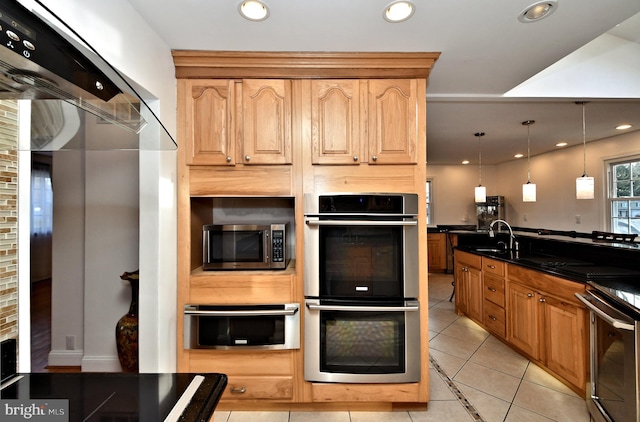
xmin=213 ymin=273 xmax=592 ymax=422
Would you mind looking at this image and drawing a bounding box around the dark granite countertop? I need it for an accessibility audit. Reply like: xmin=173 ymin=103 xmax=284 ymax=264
xmin=0 ymin=373 xmax=227 ymax=421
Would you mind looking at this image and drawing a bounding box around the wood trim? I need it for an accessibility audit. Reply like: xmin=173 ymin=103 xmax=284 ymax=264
xmin=172 ymin=51 xmax=440 ymax=79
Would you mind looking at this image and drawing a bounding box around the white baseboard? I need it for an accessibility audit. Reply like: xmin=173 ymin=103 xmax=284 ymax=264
xmin=81 ymin=355 xmax=122 ymax=372
xmin=47 ymin=349 xmax=84 ymax=367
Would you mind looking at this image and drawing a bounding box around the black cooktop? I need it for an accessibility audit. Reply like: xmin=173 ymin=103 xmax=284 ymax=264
xmin=0 ymin=373 xmax=227 ymax=421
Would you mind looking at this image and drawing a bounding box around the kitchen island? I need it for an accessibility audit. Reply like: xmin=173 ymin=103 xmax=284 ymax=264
xmin=452 ymin=228 xmax=640 ymax=396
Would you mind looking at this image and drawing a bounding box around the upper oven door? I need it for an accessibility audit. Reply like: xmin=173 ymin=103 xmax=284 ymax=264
xmin=304 ymin=193 xmax=419 ymax=299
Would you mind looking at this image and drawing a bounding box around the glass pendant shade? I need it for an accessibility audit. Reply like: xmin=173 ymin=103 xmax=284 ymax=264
xmin=576 ymin=176 xmax=594 ymax=199
xmin=475 ymin=185 xmax=486 ymax=203
xmin=522 ymin=182 xmax=536 ymax=202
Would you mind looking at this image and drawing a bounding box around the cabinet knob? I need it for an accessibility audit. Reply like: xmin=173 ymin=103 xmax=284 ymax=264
xmin=226 ymin=156 xmax=232 ymax=163
xmin=488 ymin=287 xmax=496 ymax=292
xmin=487 ymin=264 xmax=496 ymax=269
xmin=527 ymin=293 xmax=534 ymax=298
xmin=244 ymin=155 xmax=251 ymax=162
xmin=230 ymin=386 xmax=247 ymax=394
xmin=353 ymin=155 xmax=359 ymax=162
xmin=463 ymin=267 xmax=469 ymax=272
xmin=539 ymin=298 xmax=546 ymax=303
xmin=372 ymin=155 xmax=378 ymax=161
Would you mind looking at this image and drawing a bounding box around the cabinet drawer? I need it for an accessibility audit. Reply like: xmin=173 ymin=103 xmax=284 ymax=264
xmin=455 ymin=250 xmax=481 ymax=269
xmin=482 ymin=257 xmax=505 ymax=277
xmin=223 ymin=376 xmax=293 ymax=400
xmin=484 ymin=300 xmax=505 ymax=338
xmin=483 ymin=274 xmax=505 ymax=307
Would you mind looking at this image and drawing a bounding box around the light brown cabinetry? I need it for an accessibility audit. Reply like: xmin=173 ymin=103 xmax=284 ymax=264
xmin=310 ymin=79 xmax=419 ymax=165
xmin=482 ymin=257 xmax=506 ymax=338
xmin=174 ymin=51 xmax=439 ymax=408
xmin=454 ymin=250 xmax=482 ymax=323
xmin=183 ymin=79 xmax=235 ymax=166
xmin=427 ymin=233 xmax=446 ymax=272
xmin=183 ymin=79 xmax=292 ymax=166
xmin=506 ymin=265 xmax=588 ymax=394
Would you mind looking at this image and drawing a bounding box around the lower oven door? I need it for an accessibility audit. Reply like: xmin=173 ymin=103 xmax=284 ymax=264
xmin=576 ymin=291 xmax=640 ymax=422
xmin=304 ymin=299 xmax=420 ymax=383
xmin=184 ymin=304 xmax=300 ymax=350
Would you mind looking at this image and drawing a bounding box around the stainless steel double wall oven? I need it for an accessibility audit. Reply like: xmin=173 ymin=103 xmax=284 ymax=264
xmin=304 ymin=193 xmax=420 ymax=383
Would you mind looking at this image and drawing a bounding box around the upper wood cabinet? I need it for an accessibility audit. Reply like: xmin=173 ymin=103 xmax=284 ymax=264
xmin=183 ymin=79 xmax=292 ymax=166
xmin=367 ymin=79 xmax=419 ymax=165
xmin=184 ymin=79 xmax=235 ymax=166
xmin=310 ymin=79 xmax=420 ymax=165
xmin=311 ymin=80 xmax=364 ymax=165
xmin=241 ymin=79 xmax=292 ymax=165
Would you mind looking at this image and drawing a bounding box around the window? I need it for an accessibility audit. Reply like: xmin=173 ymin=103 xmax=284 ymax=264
xmin=31 ymin=162 xmax=53 ymax=235
xmin=609 ymin=158 xmax=640 ymax=234
xmin=426 ymin=179 xmax=432 ymax=225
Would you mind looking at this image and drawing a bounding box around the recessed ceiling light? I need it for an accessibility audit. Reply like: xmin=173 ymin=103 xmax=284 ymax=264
xmin=616 ymin=124 xmax=632 ymax=130
xmin=383 ymin=1 xmax=415 ymax=23
xmin=462 ymin=160 xmax=470 ymax=165
xmin=555 ymin=142 xmax=568 ymax=147
xmin=518 ymin=1 xmax=558 ymax=23
xmin=514 ymin=153 xmax=524 ymax=158
xmin=239 ymin=0 xmax=269 ymax=21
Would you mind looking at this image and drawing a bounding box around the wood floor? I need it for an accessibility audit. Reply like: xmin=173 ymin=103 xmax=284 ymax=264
xmin=30 ymin=279 xmax=80 ymax=373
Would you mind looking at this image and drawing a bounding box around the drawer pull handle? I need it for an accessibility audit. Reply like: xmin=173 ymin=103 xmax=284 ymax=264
xmin=488 ymin=287 xmax=496 ymax=292
xmin=230 ymin=386 xmax=247 ymax=394
xmin=488 ymin=315 xmax=497 ymax=321
xmin=487 ymin=265 xmax=496 ymax=269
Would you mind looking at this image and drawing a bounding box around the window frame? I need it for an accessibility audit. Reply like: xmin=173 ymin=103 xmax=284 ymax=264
xmin=606 ymin=155 xmax=640 ymax=235
xmin=426 ymin=179 xmax=433 ymax=226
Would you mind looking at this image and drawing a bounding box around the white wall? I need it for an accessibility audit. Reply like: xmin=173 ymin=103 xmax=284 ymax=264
xmin=427 ymin=163 xmax=498 ymax=226
xmin=24 ymin=0 xmax=178 ymax=372
xmin=428 ymin=130 xmax=640 ymax=232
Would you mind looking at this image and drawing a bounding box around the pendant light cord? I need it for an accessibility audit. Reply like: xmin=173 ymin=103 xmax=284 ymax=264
xmin=581 ymin=102 xmax=587 ymax=177
xmin=475 ymin=132 xmax=484 ymax=186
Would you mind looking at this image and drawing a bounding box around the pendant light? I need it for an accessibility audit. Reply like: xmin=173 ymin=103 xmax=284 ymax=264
xmin=522 ymin=120 xmax=536 ymax=202
xmin=575 ymin=102 xmax=594 ymax=199
xmin=474 ymin=132 xmax=486 ymax=203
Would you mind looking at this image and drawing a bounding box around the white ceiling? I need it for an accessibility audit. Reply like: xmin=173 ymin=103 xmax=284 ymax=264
xmin=126 ymin=0 xmax=640 ymax=164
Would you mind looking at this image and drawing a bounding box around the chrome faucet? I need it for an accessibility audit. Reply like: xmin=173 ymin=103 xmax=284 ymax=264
xmin=489 ymin=219 xmax=518 ymax=252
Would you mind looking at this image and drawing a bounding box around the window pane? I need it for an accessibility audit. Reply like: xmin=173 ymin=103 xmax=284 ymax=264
xmin=616 ymin=180 xmax=631 ymax=197
xmin=615 ymin=163 xmax=631 ymax=181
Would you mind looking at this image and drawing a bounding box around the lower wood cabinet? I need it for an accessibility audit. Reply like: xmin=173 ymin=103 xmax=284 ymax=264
xmin=223 ymin=376 xmax=294 ymax=400
xmin=454 ymin=251 xmax=482 ymax=323
xmin=427 ymin=233 xmax=447 ymax=272
xmin=506 ymin=266 xmax=588 ymax=395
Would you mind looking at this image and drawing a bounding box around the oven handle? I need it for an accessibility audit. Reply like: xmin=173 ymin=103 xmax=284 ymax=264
xmin=306 ymin=303 xmax=419 ymax=312
xmin=575 ymin=292 xmax=635 ymax=331
xmin=305 ymin=219 xmax=417 ymax=227
xmin=184 ymin=308 xmax=299 ymax=317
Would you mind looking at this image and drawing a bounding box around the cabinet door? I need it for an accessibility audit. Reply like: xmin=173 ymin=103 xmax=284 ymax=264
xmin=507 ymin=282 xmax=539 ymax=359
xmin=241 ymin=79 xmax=292 ymax=165
xmin=427 ymin=233 xmax=446 ymax=271
xmin=540 ymin=295 xmax=587 ymax=389
xmin=310 ymin=80 xmax=363 ymax=165
xmin=367 ymin=79 xmax=418 ymax=164
xmin=466 ymin=267 xmax=483 ymax=323
xmin=454 ymin=262 xmax=468 ymax=314
xmin=185 ymin=80 xmax=235 ymax=165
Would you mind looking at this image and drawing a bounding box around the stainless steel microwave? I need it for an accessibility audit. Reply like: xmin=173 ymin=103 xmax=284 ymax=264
xmin=203 ymin=223 xmax=289 ymax=270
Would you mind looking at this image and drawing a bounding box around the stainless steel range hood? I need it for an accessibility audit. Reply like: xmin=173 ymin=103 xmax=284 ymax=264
xmin=0 ymin=0 xmax=177 ymax=150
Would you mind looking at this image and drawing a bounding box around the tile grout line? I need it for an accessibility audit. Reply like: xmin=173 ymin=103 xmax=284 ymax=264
xmin=429 ymin=354 xmax=486 ymax=422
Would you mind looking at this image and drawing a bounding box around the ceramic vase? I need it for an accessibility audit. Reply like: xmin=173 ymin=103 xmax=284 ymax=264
xmin=116 ymin=270 xmax=139 ymax=372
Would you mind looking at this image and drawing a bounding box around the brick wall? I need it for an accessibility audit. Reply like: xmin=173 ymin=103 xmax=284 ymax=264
xmin=0 ymin=100 xmax=18 ymax=342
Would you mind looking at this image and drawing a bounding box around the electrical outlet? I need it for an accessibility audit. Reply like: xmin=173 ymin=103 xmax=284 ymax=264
xmin=575 ymin=215 xmax=581 ymax=224
xmin=66 ymin=335 xmax=75 ymax=350
xmin=523 ymin=214 xmax=528 ymax=222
